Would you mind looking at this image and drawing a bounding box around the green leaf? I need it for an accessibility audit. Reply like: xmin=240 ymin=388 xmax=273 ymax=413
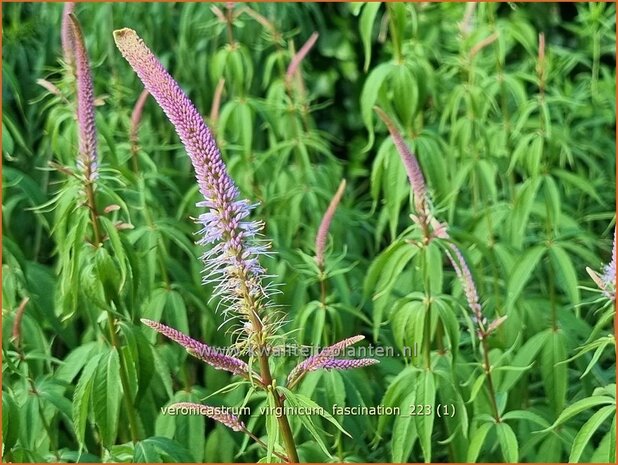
xmin=73 ymin=353 xmax=104 ymax=448
xmin=501 ymin=409 xmax=550 ymax=428
xmin=135 ymin=437 xmax=195 ymax=463
xmin=549 ymin=245 xmax=581 ymax=306
xmin=278 ymin=386 xmax=351 ymax=438
xmin=509 ymin=176 xmax=542 ymax=249
xmin=134 ymin=440 xmax=160 ymax=463
xmin=569 ymin=405 xmax=615 ymax=463
xmin=543 ymin=175 xmax=561 ymax=226
xmin=496 ymin=422 xmax=519 ymax=463
xmin=364 ymin=240 xmax=417 ymax=339
xmin=279 ymin=388 xmax=332 ymax=459
xmin=506 ymin=245 xmax=545 ymax=309
xmin=541 ymin=330 xmax=567 ymax=414
xmin=466 ymin=421 xmax=493 ymax=462
xmin=264 ymin=392 xmax=278 ymax=463
xmin=416 ymin=370 xmax=436 ymax=462
xmin=500 ymin=330 xmax=550 ymax=391
xmin=360 ymin=3 xmax=381 ymax=72
xmin=553 ymin=169 xmax=602 ymax=203
xmin=93 ymin=348 xmax=122 ymax=448
xmin=544 ymin=396 xmax=615 ymax=431
xmin=361 ymin=62 xmax=395 ymax=151
xmin=2 ymin=391 xmax=19 ymax=450
xmin=392 ymin=391 xmax=417 ymax=462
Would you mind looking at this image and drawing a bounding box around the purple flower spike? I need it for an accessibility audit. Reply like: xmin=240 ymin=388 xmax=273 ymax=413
xmin=374 ymin=106 xmax=427 ymax=213
xmin=61 ymin=3 xmax=76 ymax=66
xmin=168 ymin=402 xmax=245 ymax=432
xmin=315 ymin=179 xmax=346 ymax=268
xmin=115 ymin=29 xmax=271 ymax=339
xmin=286 ymin=31 xmax=319 ymax=82
xmin=444 ymin=244 xmax=483 ymax=326
xmin=141 ymin=319 xmax=249 ymax=376
xmin=130 ymin=88 xmax=150 ymax=147
xmin=68 ymin=14 xmax=98 ymax=182
xmin=321 ymin=358 xmax=379 ymax=371
xmin=287 ymin=335 xmax=371 ymax=386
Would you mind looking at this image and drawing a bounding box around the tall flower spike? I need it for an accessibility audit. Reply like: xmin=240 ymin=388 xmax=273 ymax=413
xmin=374 ymin=106 xmax=427 ymax=214
xmin=61 ymin=3 xmax=76 ymax=66
xmin=315 ymin=179 xmax=346 ymax=268
xmin=69 ymin=14 xmax=98 ymax=182
xmin=169 ymin=402 xmax=244 ymax=432
xmin=115 ymin=29 xmax=272 ymax=343
xmin=286 ymin=31 xmax=319 ymax=83
xmin=443 ymin=243 xmax=486 ymax=332
xmin=130 ymin=89 xmax=149 ymax=148
xmin=141 ymin=319 xmax=249 ymax=376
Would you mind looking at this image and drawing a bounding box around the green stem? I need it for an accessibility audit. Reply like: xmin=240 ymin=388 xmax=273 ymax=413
xmin=387 ymin=4 xmax=403 ymax=63
xmin=239 ymin=278 xmax=299 ymax=463
xmin=422 ymin=246 xmax=432 ymax=369
xmin=481 ymin=337 xmax=501 ymax=422
xmin=85 ymin=179 xmax=102 ymax=246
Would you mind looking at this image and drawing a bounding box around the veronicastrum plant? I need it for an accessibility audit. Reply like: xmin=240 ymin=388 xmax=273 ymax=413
xmin=113 ymin=28 xmax=377 ymax=463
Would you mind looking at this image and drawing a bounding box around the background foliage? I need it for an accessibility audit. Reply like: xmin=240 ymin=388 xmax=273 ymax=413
xmin=2 ymin=2 xmax=616 ymax=463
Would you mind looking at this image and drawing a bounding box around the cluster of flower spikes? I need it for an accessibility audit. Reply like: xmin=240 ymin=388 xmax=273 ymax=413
xmin=113 ymin=27 xmax=379 ymax=434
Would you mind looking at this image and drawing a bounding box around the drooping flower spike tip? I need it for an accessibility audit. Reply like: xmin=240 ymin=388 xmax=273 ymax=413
xmin=115 ymin=28 xmax=272 ymax=342
xmin=69 ymin=14 xmax=98 ymax=182
xmin=315 ymin=179 xmax=346 ymax=268
xmin=168 ymin=402 xmax=245 ymax=432
xmin=141 ymin=319 xmax=249 ymax=376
